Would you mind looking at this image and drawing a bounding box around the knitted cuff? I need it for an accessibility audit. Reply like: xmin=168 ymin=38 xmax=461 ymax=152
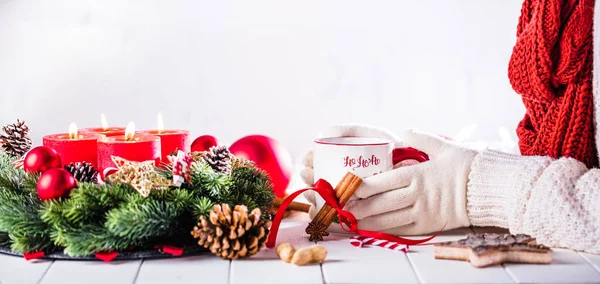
xmin=466 ymin=150 xmax=552 ymax=230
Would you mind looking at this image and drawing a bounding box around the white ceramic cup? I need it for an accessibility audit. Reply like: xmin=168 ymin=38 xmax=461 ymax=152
xmin=312 ymin=137 xmax=429 ymax=210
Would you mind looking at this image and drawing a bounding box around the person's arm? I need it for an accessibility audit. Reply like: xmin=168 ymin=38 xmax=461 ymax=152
xmin=467 ymin=150 xmax=600 ymax=254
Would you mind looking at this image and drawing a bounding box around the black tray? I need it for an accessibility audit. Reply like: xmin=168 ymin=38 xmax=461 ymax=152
xmin=0 ymin=245 xmax=208 ymax=261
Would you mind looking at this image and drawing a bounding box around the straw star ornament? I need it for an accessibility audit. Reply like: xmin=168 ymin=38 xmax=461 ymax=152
xmin=106 ymin=156 xmax=172 ymax=197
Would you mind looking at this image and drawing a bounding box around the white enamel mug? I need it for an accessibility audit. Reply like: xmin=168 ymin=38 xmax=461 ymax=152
xmin=312 ymin=137 xmax=429 ymax=210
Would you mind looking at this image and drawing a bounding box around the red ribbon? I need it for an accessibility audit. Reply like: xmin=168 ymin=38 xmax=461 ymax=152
xmin=95 ymin=251 xmax=119 ymax=262
xmin=266 ymin=179 xmax=445 ymax=249
xmin=154 ymin=245 xmax=184 ymax=256
xmin=23 ymin=251 xmax=45 ymax=260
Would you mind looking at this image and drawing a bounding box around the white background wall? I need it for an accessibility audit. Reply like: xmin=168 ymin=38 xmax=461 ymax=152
xmin=0 ymin=0 xmax=525 ymax=160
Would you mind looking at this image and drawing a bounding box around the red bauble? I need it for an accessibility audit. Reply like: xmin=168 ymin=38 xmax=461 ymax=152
xmin=191 ymin=135 xmax=220 ymax=152
xmin=37 ymin=168 xmax=77 ymax=201
xmin=229 ymin=135 xmax=292 ymax=198
xmin=23 ymin=146 xmax=62 ymax=173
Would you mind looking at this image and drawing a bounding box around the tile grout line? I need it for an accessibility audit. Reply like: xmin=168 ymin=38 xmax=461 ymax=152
xmin=320 ymin=262 xmax=326 ymax=284
xmin=577 ymin=252 xmax=600 ymax=275
xmin=502 ymin=264 xmax=519 ymax=284
xmin=227 ymin=259 xmax=232 ymax=284
xmin=316 ymin=239 xmax=326 ymax=284
xmin=35 ymin=260 xmax=54 ymax=284
xmin=404 ymin=252 xmax=425 ymax=284
xmin=131 ymin=259 xmax=144 ymax=284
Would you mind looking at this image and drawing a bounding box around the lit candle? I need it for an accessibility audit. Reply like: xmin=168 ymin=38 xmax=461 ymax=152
xmin=139 ymin=113 xmax=190 ymax=161
xmin=97 ymin=122 xmax=161 ymax=175
xmin=80 ymin=113 xmax=126 ymax=137
xmin=43 ymin=122 xmax=104 ymax=168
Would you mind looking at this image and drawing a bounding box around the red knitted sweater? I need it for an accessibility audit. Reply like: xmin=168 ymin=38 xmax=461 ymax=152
xmin=509 ymin=0 xmax=599 ymax=168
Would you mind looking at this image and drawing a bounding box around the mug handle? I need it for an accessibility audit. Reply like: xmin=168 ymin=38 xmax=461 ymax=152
xmin=392 ymin=147 xmax=429 ymax=165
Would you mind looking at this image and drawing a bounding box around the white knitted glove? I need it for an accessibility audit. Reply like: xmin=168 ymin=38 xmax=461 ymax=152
xmin=345 ymin=129 xmax=477 ymax=235
xmin=299 ymin=124 xmax=401 ymax=186
xmin=299 ymin=124 xmax=402 ymax=218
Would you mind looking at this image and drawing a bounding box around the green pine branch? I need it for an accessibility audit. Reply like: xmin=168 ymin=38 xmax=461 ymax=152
xmin=192 ymin=196 xmax=214 ymax=218
xmin=0 ymin=190 xmax=51 ymax=253
xmin=61 ymin=182 xmax=130 ymax=224
xmin=106 ymin=199 xmax=181 ymax=240
xmin=0 ymin=161 xmax=48 ymax=253
xmin=0 ymin=151 xmax=15 ymax=171
xmin=60 ymin=225 xmax=135 ymax=257
xmin=189 ymin=162 xmax=231 ymax=197
xmin=228 ymin=167 xmax=275 ymax=215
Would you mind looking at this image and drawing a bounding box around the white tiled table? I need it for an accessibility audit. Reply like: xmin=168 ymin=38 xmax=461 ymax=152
xmin=0 ymin=213 xmax=599 ymax=284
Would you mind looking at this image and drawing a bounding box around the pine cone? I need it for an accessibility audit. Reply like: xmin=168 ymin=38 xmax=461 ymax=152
xmin=64 ymin=162 xmax=98 ymax=183
xmin=202 ymin=146 xmax=232 ymax=174
xmin=0 ymin=120 xmax=32 ymax=157
xmin=191 ymin=204 xmax=271 ymax=259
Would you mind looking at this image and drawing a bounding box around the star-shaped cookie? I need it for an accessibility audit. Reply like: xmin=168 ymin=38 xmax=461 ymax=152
xmin=433 ymin=233 xmax=552 ymax=268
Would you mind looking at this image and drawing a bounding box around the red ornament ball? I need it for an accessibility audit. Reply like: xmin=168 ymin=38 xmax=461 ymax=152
xmin=24 ymin=146 xmax=62 ymax=173
xmin=37 ymin=168 xmax=77 ymax=201
xmin=191 ymin=135 xmax=220 ymax=152
xmin=229 ymin=135 xmax=292 ymax=198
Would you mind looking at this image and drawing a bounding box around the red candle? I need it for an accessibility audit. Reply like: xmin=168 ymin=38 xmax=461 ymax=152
xmin=43 ymin=123 xmax=104 ymax=168
xmin=80 ymin=113 xmax=126 ymax=137
xmin=97 ymin=122 xmax=161 ymax=174
xmin=138 ymin=113 xmax=190 ymax=161
xmin=139 ymin=130 xmax=190 ymax=161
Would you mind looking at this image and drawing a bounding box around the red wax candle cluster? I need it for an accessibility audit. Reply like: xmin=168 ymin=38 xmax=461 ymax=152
xmin=43 ymin=132 xmax=104 ymax=168
xmin=43 ymin=114 xmax=191 ymax=175
xmin=138 ymin=130 xmax=190 ymax=161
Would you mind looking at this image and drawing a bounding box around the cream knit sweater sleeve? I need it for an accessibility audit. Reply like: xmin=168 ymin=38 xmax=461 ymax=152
xmin=466 ymin=150 xmax=600 ymax=254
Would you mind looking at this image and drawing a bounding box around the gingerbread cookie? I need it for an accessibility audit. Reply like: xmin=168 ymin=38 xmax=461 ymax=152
xmin=433 ymin=233 xmax=552 ymax=268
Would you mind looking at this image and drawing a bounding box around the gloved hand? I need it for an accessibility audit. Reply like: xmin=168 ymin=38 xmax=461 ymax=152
xmin=299 ymin=124 xmax=402 ymax=219
xmin=345 ymin=129 xmax=477 ymax=235
xmin=299 ymin=124 xmax=402 ymax=187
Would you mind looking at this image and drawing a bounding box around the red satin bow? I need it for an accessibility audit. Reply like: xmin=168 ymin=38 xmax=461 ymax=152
xmin=266 ymin=179 xmax=445 ymax=249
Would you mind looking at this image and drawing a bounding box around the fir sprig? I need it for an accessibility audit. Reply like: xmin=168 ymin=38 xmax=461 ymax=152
xmin=192 ymin=196 xmax=214 ymax=218
xmin=189 ymin=162 xmax=231 ymax=197
xmin=0 ymin=151 xmax=14 ymax=171
xmin=0 ymin=159 xmax=47 ymax=253
xmin=228 ymin=167 xmax=275 ymax=215
xmin=60 ymin=225 xmax=133 ymax=257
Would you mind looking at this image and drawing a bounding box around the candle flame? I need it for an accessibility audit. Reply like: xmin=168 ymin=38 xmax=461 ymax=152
xmin=69 ymin=122 xmax=78 ymax=139
xmin=101 ymin=113 xmax=109 ymax=131
xmin=125 ymin=121 xmax=135 ymax=141
xmin=157 ymin=112 xmax=164 ymax=134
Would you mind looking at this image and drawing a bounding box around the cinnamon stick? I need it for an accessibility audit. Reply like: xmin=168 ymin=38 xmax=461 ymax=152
xmin=272 ymin=198 xmax=311 ymax=213
xmin=305 ymin=172 xmax=363 ymax=241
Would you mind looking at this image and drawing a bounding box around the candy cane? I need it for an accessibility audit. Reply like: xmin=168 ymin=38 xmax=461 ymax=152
xmin=350 ymin=236 xmax=410 ymax=253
